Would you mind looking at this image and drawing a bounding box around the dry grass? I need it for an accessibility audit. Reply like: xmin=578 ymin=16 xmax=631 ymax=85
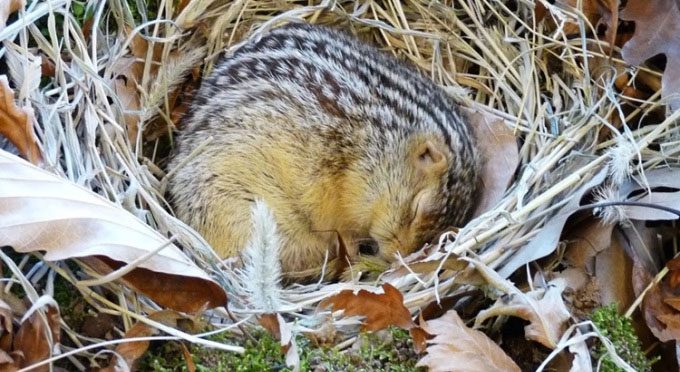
xmin=3 ymin=0 xmax=679 ymax=368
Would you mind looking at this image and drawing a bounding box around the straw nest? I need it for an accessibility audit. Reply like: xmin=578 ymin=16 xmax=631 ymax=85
xmin=3 ymin=0 xmax=679 ymax=368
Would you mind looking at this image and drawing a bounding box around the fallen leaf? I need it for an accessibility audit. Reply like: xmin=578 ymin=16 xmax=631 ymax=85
xmin=563 ymin=216 xmax=615 ymax=271
xmin=626 ymin=222 xmax=680 ymax=342
xmin=471 ymin=260 xmax=571 ymax=348
xmin=12 ymin=299 xmax=60 ymax=372
xmin=320 ymin=284 xmax=414 ymax=331
xmin=620 ymin=0 xmax=680 ymax=110
xmin=0 ymin=150 xmax=227 ymax=313
xmin=476 ymin=278 xmax=571 ymax=348
xmin=633 ymin=259 xmax=680 ymax=342
xmin=410 ymin=314 xmax=430 ymax=353
xmin=257 ymin=313 xmax=299 ymax=371
xmin=667 ymin=257 xmax=680 ymax=290
xmin=0 ymin=76 xmax=41 ymax=164
xmin=258 ymin=313 xmax=281 ymax=340
xmin=537 ymin=0 xmax=618 ymax=39
xmin=498 ymin=165 xmax=609 ymax=278
xmin=416 ymin=310 xmax=520 ymax=372
xmin=0 ymin=0 xmax=23 ymax=33
xmin=594 ymin=230 xmax=634 ymax=310
xmin=179 ymin=342 xmax=196 ymax=372
xmin=102 ymin=310 xmax=194 ymax=371
xmin=464 ymin=108 xmax=519 ymax=217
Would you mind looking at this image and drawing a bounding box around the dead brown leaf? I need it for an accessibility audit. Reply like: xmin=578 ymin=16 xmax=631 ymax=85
xmin=0 ymin=76 xmax=41 ymax=164
xmin=258 ymin=313 xmax=281 ymax=340
xmin=621 ymin=0 xmax=680 ymax=110
xmin=12 ymin=301 xmax=60 ymax=372
xmin=416 ymin=310 xmax=520 ymax=372
xmin=410 ymin=314 xmax=430 ymax=354
xmin=537 ymin=0 xmax=618 ymax=39
xmin=667 ymin=257 xmax=680 ymax=290
xmin=0 ymin=0 xmax=23 ymax=33
xmin=179 ymin=342 xmax=196 ymax=372
xmin=0 ymin=300 xmax=12 ymax=351
xmin=102 ymin=310 xmax=191 ymax=371
xmin=320 ymin=284 xmax=415 ymax=331
xmin=594 ymin=230 xmax=634 ymax=310
xmin=632 ymin=258 xmax=680 ymax=342
xmin=464 ymin=108 xmax=518 ymax=217
xmin=564 ymin=216 xmax=615 ymax=271
xmin=256 ymin=313 xmax=299 ymax=370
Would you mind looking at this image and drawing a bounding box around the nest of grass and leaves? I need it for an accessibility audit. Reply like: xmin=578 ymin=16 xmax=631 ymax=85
xmin=1 ymin=0 xmax=679 ymax=370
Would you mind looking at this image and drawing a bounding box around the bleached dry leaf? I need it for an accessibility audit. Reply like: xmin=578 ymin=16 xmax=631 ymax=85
xmin=473 ymin=260 xmax=571 ymax=348
xmin=0 ymin=75 xmax=41 ymax=164
xmin=621 ymin=0 xmax=680 ymax=110
xmin=465 ymin=108 xmax=518 ymax=217
xmin=498 ymin=166 xmax=609 ymax=278
xmin=0 ymin=150 xmax=226 ymax=313
xmin=416 ymin=310 xmax=520 ymax=372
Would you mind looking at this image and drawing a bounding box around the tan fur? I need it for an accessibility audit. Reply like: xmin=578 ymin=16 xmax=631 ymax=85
xmin=167 ymin=24 xmax=479 ymax=279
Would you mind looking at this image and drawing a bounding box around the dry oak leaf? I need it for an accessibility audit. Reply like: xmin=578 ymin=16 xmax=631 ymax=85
xmin=0 ymin=150 xmax=226 ymax=313
xmin=621 ymin=0 xmax=680 ymax=111
xmin=416 ymin=310 xmax=520 ymax=372
xmin=0 ymin=75 xmax=41 ymax=164
xmin=320 ymin=283 xmax=414 ymax=331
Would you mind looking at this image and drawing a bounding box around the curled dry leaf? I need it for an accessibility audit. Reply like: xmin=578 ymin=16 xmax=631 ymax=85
xmin=621 ymin=0 xmax=680 ymax=111
xmin=0 ymin=150 xmax=227 ymax=313
xmin=0 ymin=75 xmax=41 ymax=164
xmin=464 ymin=108 xmax=518 ymax=217
xmin=472 ymin=260 xmax=571 ymax=349
xmin=416 ymin=310 xmax=520 ymax=372
xmin=475 ymin=278 xmax=571 ymax=349
xmin=320 ymin=283 xmax=415 ymax=331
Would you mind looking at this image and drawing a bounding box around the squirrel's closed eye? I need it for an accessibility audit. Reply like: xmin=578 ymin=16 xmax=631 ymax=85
xmin=358 ymin=239 xmax=379 ymax=255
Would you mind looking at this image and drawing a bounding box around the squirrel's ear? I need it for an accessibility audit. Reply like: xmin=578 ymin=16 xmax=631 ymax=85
xmin=414 ymin=139 xmax=447 ymax=174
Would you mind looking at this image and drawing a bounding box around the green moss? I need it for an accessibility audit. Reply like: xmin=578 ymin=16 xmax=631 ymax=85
xmin=591 ymin=304 xmax=658 ymax=372
xmin=140 ymin=327 xmax=423 ymax=371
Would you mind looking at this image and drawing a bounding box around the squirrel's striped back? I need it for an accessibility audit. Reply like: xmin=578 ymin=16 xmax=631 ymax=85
xmin=170 ymin=23 xmax=479 ymax=276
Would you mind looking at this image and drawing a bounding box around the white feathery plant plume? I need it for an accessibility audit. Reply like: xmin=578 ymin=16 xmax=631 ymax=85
xmin=241 ymin=199 xmax=283 ymax=312
xmin=592 ymin=183 xmax=630 ymax=226
xmin=607 ymin=134 xmax=639 ymax=185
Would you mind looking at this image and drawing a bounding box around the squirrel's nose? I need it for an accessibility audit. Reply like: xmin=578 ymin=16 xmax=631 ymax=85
xmin=358 ymin=238 xmax=379 ymax=256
